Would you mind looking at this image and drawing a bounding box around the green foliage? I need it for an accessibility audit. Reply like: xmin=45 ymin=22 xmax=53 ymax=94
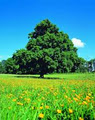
xmin=26 ymin=19 xmax=79 ymax=77
xmin=0 ymin=62 xmax=3 ymax=73
xmin=5 ymin=58 xmax=18 ymax=74
xmin=88 ymin=59 xmax=95 ymax=72
xmin=1 ymin=19 xmax=89 ymax=76
xmin=28 ymin=19 xmax=59 ymax=39
xmin=13 ymin=49 xmax=37 ymax=74
xmin=75 ymin=57 xmax=88 ymax=73
xmin=0 ymin=61 xmax=6 ymax=73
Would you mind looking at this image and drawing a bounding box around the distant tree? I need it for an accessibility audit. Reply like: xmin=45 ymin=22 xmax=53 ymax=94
xmin=0 ymin=61 xmax=6 ymax=73
xmin=26 ymin=19 xmax=78 ymax=77
xmin=88 ymin=59 xmax=95 ymax=72
xmin=5 ymin=58 xmax=18 ymax=74
xmin=75 ymin=57 xmax=88 ymax=72
xmin=0 ymin=62 xmax=3 ymax=73
xmin=1 ymin=60 xmax=6 ymax=73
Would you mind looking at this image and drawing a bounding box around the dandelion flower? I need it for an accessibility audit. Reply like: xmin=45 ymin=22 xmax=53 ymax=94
xmin=57 ymin=109 xmax=62 ymax=114
xmin=82 ymin=101 xmax=87 ymax=105
xmin=69 ymin=108 xmax=73 ymax=114
xmin=40 ymin=106 xmax=43 ymax=110
xmin=12 ymin=99 xmax=17 ymax=102
xmin=79 ymin=117 xmax=84 ymax=120
xmin=17 ymin=102 xmax=23 ymax=106
xmin=45 ymin=105 xmax=49 ymax=109
xmin=72 ymin=90 xmax=75 ymax=92
xmin=38 ymin=113 xmax=44 ymax=119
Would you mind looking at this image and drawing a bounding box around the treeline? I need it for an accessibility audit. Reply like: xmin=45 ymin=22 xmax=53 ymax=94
xmin=0 ymin=19 xmax=93 ymax=77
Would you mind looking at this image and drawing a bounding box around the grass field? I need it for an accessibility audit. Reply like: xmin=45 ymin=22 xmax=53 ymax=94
xmin=0 ymin=73 xmax=95 ymax=120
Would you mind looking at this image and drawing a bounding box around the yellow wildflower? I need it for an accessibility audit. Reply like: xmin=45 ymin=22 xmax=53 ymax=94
xmin=24 ymin=98 xmax=31 ymax=103
xmin=39 ymin=113 xmax=44 ymax=119
xmin=79 ymin=117 xmax=84 ymax=120
xmin=85 ymin=96 xmax=90 ymax=101
xmin=12 ymin=99 xmax=17 ymax=102
xmin=17 ymin=102 xmax=23 ymax=106
xmin=75 ymin=94 xmax=80 ymax=99
xmin=72 ymin=90 xmax=75 ymax=92
xmin=88 ymin=93 xmax=91 ymax=96
xmin=69 ymin=108 xmax=73 ymax=114
xmin=45 ymin=105 xmax=49 ymax=109
xmin=19 ymin=96 xmax=23 ymax=99
xmin=40 ymin=106 xmax=43 ymax=110
xmin=65 ymin=95 xmax=68 ymax=98
xmin=82 ymin=101 xmax=87 ymax=105
xmin=57 ymin=109 xmax=62 ymax=114
xmin=73 ymin=97 xmax=78 ymax=102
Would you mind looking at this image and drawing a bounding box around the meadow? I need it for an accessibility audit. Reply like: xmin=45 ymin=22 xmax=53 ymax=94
xmin=0 ymin=73 xmax=95 ymax=120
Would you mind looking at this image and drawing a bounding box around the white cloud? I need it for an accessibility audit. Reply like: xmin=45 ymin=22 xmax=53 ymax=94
xmin=71 ymin=38 xmax=85 ymax=48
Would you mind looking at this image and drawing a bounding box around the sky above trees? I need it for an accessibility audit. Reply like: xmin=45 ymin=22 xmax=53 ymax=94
xmin=0 ymin=0 xmax=95 ymax=61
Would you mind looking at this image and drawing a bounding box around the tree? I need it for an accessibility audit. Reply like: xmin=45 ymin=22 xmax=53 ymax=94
xmin=0 ymin=61 xmax=6 ymax=73
xmin=13 ymin=49 xmax=37 ymax=74
xmin=26 ymin=19 xmax=78 ymax=77
xmin=5 ymin=58 xmax=18 ymax=74
xmin=88 ymin=59 xmax=95 ymax=72
xmin=0 ymin=62 xmax=3 ymax=73
xmin=75 ymin=57 xmax=88 ymax=72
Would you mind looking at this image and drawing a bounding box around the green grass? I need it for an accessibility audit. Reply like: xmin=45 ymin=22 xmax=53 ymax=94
xmin=0 ymin=72 xmax=95 ymax=80
xmin=0 ymin=73 xmax=95 ymax=120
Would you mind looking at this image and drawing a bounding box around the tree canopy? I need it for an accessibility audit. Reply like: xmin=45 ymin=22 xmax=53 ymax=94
xmin=1 ymin=19 xmax=88 ymax=77
xmin=4 ymin=58 xmax=18 ymax=74
xmin=25 ymin=19 xmax=79 ymax=77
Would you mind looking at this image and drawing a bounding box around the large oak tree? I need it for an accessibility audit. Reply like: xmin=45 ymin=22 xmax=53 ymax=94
xmin=25 ymin=19 xmax=78 ymax=77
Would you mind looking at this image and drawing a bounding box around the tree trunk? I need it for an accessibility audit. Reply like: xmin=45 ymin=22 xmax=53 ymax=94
xmin=40 ymin=73 xmax=44 ymax=78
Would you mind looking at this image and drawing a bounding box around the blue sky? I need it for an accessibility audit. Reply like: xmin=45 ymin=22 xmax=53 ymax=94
xmin=0 ymin=0 xmax=95 ymax=61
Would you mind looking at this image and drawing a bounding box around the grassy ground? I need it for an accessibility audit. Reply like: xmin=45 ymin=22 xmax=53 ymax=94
xmin=0 ymin=73 xmax=95 ymax=80
xmin=0 ymin=73 xmax=95 ymax=120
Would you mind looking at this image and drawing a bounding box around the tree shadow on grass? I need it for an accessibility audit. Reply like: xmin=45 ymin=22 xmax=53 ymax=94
xmin=14 ymin=75 xmax=61 ymax=80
